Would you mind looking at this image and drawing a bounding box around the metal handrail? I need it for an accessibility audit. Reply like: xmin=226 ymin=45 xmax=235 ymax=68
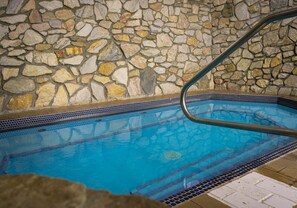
xmin=180 ymin=7 xmax=297 ymax=138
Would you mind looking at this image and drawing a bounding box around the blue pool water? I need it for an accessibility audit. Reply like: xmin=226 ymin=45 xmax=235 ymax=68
xmin=0 ymin=100 xmax=297 ymax=200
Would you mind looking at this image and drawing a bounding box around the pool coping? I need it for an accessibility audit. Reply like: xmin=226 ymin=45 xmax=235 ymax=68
xmin=0 ymin=91 xmax=297 ymax=132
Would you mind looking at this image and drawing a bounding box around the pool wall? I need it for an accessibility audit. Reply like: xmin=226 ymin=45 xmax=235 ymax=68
xmin=0 ymin=0 xmax=297 ymax=116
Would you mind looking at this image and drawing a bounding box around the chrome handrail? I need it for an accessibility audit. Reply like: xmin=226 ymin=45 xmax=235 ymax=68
xmin=180 ymin=7 xmax=297 ymax=138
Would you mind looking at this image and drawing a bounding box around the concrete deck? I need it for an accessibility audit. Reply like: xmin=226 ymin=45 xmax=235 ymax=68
xmin=175 ymin=149 xmax=297 ymax=208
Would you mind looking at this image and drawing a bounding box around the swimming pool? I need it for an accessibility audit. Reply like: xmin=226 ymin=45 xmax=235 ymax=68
xmin=1 ymin=97 xmax=297 ymax=205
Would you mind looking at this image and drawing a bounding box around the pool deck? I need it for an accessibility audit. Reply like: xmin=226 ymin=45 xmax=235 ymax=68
xmin=175 ymin=149 xmax=297 ymax=208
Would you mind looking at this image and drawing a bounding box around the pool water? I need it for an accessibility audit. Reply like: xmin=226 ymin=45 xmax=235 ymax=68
xmin=0 ymin=100 xmax=297 ymax=200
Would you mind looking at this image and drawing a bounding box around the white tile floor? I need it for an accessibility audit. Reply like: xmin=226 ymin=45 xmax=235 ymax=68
xmin=208 ymin=172 xmax=297 ymax=208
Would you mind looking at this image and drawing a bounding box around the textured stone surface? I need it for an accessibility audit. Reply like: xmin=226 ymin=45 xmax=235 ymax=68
xmin=0 ymin=14 xmax=27 ymax=24
xmin=160 ymin=83 xmax=180 ymax=94
xmin=235 ymin=2 xmax=249 ymax=20
xmin=106 ymin=83 xmax=127 ymax=99
xmin=60 ymin=55 xmax=84 ymax=65
xmin=3 ymin=78 xmax=35 ymax=94
xmin=80 ymin=55 xmax=97 ymax=74
xmin=23 ymin=29 xmax=44 ymax=46
xmin=91 ymin=81 xmax=106 ymax=101
xmin=98 ymin=62 xmax=117 ymax=76
xmin=98 ymin=43 xmax=123 ymax=61
xmin=2 ymin=68 xmax=19 ymax=80
xmin=70 ymin=87 xmax=91 ymax=104
xmin=23 ymin=65 xmax=52 ymax=77
xmin=130 ymin=55 xmax=147 ymax=69
xmin=7 ymin=94 xmax=32 ymax=110
xmin=0 ymin=174 xmax=166 ymax=208
xmin=88 ymin=40 xmax=108 ymax=53
xmin=35 ymin=83 xmax=56 ymax=107
xmin=52 ymin=68 xmax=74 ymax=83
xmin=0 ymin=56 xmax=24 ymax=66
xmin=140 ymin=69 xmax=156 ymax=95
xmin=157 ymin=33 xmax=173 ymax=47
xmin=53 ymin=86 xmax=69 ymax=106
xmin=112 ymin=67 xmax=128 ymax=86
xmin=39 ymin=0 xmax=63 ymax=11
xmin=121 ymin=43 xmax=141 ymax=58
xmin=128 ymin=77 xmax=142 ymax=96
xmin=34 ymin=52 xmax=58 ymax=66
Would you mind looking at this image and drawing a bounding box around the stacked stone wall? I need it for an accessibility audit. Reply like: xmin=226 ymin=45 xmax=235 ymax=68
xmin=0 ymin=0 xmax=212 ymax=114
xmin=211 ymin=0 xmax=297 ymax=96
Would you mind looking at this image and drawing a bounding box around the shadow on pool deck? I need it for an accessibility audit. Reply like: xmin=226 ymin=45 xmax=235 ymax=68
xmin=174 ymin=149 xmax=297 ymax=208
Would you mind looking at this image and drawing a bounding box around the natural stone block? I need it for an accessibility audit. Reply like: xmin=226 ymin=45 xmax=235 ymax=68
xmin=112 ymin=67 xmax=128 ymax=86
xmin=35 ymin=44 xmax=51 ymax=51
xmin=23 ymin=64 xmax=52 ymax=77
xmin=39 ymin=0 xmax=63 ymax=11
xmin=129 ymin=55 xmax=147 ymax=69
xmin=53 ymin=86 xmax=69 ymax=106
xmin=0 ymin=56 xmax=24 ymax=66
xmin=80 ymin=55 xmax=97 ymax=74
xmin=121 ymin=43 xmax=141 ymax=58
xmin=106 ymin=83 xmax=127 ymax=99
xmin=70 ymin=87 xmax=91 ymax=104
xmin=88 ymin=40 xmax=108 ymax=54
xmin=29 ymin=10 xmax=42 ymax=23
xmin=2 ymin=67 xmax=19 ymax=80
xmin=66 ymin=47 xmax=83 ymax=56
xmin=98 ymin=62 xmax=117 ymax=76
xmin=128 ymin=77 xmax=141 ymax=97
xmin=157 ymin=33 xmax=173 ymax=47
xmin=124 ymin=0 xmax=140 ymax=13
xmin=3 ymin=78 xmax=35 ymax=94
xmin=106 ymin=0 xmax=122 ymax=13
xmin=284 ymin=75 xmax=297 ymax=87
xmin=94 ymin=3 xmax=107 ymax=20
xmin=91 ymin=81 xmax=106 ymax=101
xmin=55 ymin=9 xmax=74 ymax=20
xmin=60 ymin=55 xmax=84 ymax=65
xmin=76 ymin=5 xmax=94 ymax=18
xmin=33 ymin=52 xmax=58 ymax=66
xmin=93 ymin=75 xmax=111 ymax=84
xmin=237 ymin=59 xmax=252 ymax=71
xmin=98 ymin=42 xmax=123 ymax=61
xmin=7 ymin=94 xmax=32 ymax=110
xmin=235 ymin=2 xmax=249 ymax=20
xmin=140 ymin=68 xmax=156 ymax=95
xmin=0 ymin=14 xmax=27 ymax=24
xmin=114 ymin=34 xmax=130 ymax=42
xmin=6 ymin=0 xmax=25 ymax=14
xmin=160 ymin=83 xmax=180 ymax=94
xmin=23 ymin=29 xmax=44 ymax=46
xmin=52 ymin=68 xmax=74 ymax=83
xmin=256 ymin=79 xmax=269 ymax=88
xmin=65 ymin=83 xmax=81 ymax=96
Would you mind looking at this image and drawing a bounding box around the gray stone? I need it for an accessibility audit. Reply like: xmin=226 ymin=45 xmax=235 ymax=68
xmin=282 ymin=63 xmax=294 ymax=73
xmin=124 ymin=0 xmax=139 ymax=13
xmin=79 ymin=0 xmax=94 ymax=5
xmin=33 ymin=52 xmax=58 ymax=66
xmin=39 ymin=1 xmax=63 ymax=11
xmin=54 ymin=38 xmax=71 ymax=49
xmin=121 ymin=43 xmax=141 ymax=58
xmin=77 ymin=23 xmax=92 ymax=37
xmin=128 ymin=77 xmax=142 ymax=96
xmin=0 ymin=56 xmax=24 ymax=66
xmin=139 ymin=0 xmax=148 ymax=8
xmin=143 ymin=40 xmax=156 ymax=47
xmin=94 ymin=3 xmax=107 ymax=20
xmin=177 ymin=13 xmax=189 ymax=29
xmin=160 ymin=83 xmax=180 ymax=94
xmin=0 ymin=14 xmax=27 ymax=24
xmin=140 ymin=68 xmax=156 ymax=95
xmin=222 ymin=3 xmax=234 ymax=18
xmin=46 ymin=35 xmax=60 ymax=44
xmin=284 ymin=75 xmax=297 ymax=87
xmin=91 ymin=81 xmax=106 ymax=101
xmin=288 ymin=26 xmax=297 ymax=42
xmin=164 ymin=0 xmax=174 ymax=5
xmin=112 ymin=67 xmax=128 ymax=86
xmin=6 ymin=0 xmax=25 ymax=14
xmin=263 ymin=47 xmax=280 ymax=56
xmin=98 ymin=42 xmax=123 ymax=61
xmin=263 ymin=30 xmax=279 ymax=46
xmin=3 ymin=78 xmax=35 ymax=93
xmin=87 ymin=26 xmax=110 ymax=41
xmin=143 ymin=9 xmax=154 ymax=21
xmin=237 ymin=59 xmax=252 ymax=71
xmin=0 ymin=24 xmax=9 ymax=40
xmin=270 ymin=0 xmax=288 ymax=9
xmin=60 ymin=55 xmax=84 ymax=65
xmin=64 ymin=0 xmax=80 ymax=8
xmin=174 ymin=35 xmax=187 ymax=44
xmin=154 ymin=56 xmax=166 ymax=63
xmin=23 ymin=29 xmax=43 ymax=46
xmin=76 ymin=5 xmax=94 ymax=18
xmin=106 ymin=0 xmax=122 ymax=13
xmin=23 ymin=64 xmax=52 ymax=76
xmin=203 ymin=33 xmax=212 ymax=47
xmin=70 ymin=87 xmax=91 ymax=104
xmin=235 ymin=2 xmax=249 ymax=20
xmin=177 ymin=54 xmax=188 ymax=62
xmin=8 ymin=49 xmax=26 ymax=56
xmin=140 ymin=48 xmax=160 ymax=57
xmin=80 ymin=55 xmax=97 ymax=74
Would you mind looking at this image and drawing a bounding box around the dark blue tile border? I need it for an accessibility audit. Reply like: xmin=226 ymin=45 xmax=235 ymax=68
xmin=161 ymin=141 xmax=297 ymax=207
xmin=1 ymin=93 xmax=296 ymax=132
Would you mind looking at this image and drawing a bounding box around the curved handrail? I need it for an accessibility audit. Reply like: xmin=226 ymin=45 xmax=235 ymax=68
xmin=180 ymin=7 xmax=297 ymax=138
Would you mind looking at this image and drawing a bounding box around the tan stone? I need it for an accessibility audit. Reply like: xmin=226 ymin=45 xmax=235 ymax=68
xmin=271 ymin=56 xmax=282 ymax=67
xmin=2 ymin=68 xmax=19 ymax=80
xmin=113 ymin=22 xmax=125 ymax=29
xmin=157 ymin=75 xmax=167 ymax=81
xmin=136 ymin=31 xmax=149 ymax=38
xmin=150 ymin=2 xmax=162 ymax=11
xmin=251 ymin=69 xmax=263 ymax=77
xmin=203 ymin=21 xmax=212 ymax=29
xmin=93 ymin=75 xmax=111 ymax=84
xmin=66 ymin=47 xmax=83 ymax=56
xmin=106 ymin=83 xmax=127 ymax=99
xmin=81 ymin=75 xmax=93 ymax=84
xmin=55 ymin=9 xmax=74 ymax=20
xmin=98 ymin=62 xmax=117 ymax=76
xmin=7 ymin=94 xmax=32 ymax=110
xmin=23 ymin=64 xmax=52 ymax=77
xmin=36 ymin=77 xmax=49 ymax=84
xmin=129 ymin=55 xmax=147 ymax=69
xmin=187 ymin=37 xmax=198 ymax=47
xmin=157 ymin=33 xmax=172 ymax=47
xmin=129 ymin=70 xmax=140 ymax=77
xmin=293 ymin=68 xmax=297 ymax=75
xmin=53 ymin=86 xmax=68 ymax=106
xmin=72 ymin=42 xmax=86 ymax=47
xmin=65 ymin=83 xmax=81 ymax=96
xmin=256 ymin=79 xmax=269 ymax=88
xmin=35 ymin=83 xmax=56 ymax=107
xmin=35 ymin=44 xmax=51 ymax=51
xmin=114 ymin=34 xmax=130 ymax=42
xmin=87 ymin=40 xmax=108 ymax=54
xmin=52 ymin=68 xmax=74 ymax=83
xmin=55 ymin=50 xmax=65 ymax=58
xmin=62 ymin=19 xmax=75 ymax=31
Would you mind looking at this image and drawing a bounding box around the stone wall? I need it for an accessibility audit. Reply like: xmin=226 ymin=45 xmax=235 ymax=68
xmin=211 ymin=0 xmax=297 ymax=96
xmin=0 ymin=0 xmax=212 ymax=114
